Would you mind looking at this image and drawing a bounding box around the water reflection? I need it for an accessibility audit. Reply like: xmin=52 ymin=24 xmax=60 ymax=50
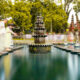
xmin=0 ymin=54 xmax=11 ymax=80
xmin=50 ymin=47 xmax=68 ymax=80
xmin=68 ymin=53 xmax=78 ymax=80
xmin=0 ymin=45 xmax=80 ymax=80
xmin=4 ymin=54 xmax=11 ymax=80
xmin=78 ymin=56 xmax=80 ymax=80
xmin=0 ymin=58 xmax=4 ymax=80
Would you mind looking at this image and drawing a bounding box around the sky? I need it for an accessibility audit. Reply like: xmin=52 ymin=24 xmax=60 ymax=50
xmin=12 ymin=0 xmax=14 ymax=3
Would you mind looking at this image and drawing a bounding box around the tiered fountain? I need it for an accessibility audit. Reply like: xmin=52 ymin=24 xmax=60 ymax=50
xmin=29 ymin=15 xmax=52 ymax=53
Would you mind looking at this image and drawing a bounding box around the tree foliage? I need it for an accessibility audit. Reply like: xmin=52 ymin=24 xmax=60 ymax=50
xmin=73 ymin=0 xmax=80 ymax=13
xmin=61 ymin=0 xmax=73 ymax=16
xmin=11 ymin=1 xmax=32 ymax=33
xmin=30 ymin=0 xmax=68 ymax=33
xmin=42 ymin=1 xmax=68 ymax=32
xmin=0 ymin=0 xmax=68 ymax=33
xmin=0 ymin=0 xmax=12 ymax=18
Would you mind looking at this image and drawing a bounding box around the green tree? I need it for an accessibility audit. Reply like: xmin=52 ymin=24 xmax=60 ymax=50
xmin=63 ymin=0 xmax=73 ymax=16
xmin=0 ymin=0 xmax=68 ymax=33
xmin=30 ymin=0 xmax=68 ymax=33
xmin=11 ymin=1 xmax=32 ymax=33
xmin=0 ymin=0 xmax=12 ymax=18
xmin=42 ymin=0 xmax=68 ymax=33
xmin=73 ymin=0 xmax=80 ymax=13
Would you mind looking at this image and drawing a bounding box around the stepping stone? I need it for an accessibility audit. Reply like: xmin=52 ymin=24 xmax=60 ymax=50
xmin=54 ymin=45 xmax=80 ymax=54
xmin=12 ymin=46 xmax=23 ymax=50
xmin=0 ymin=52 xmax=8 ymax=57
xmin=0 ymin=46 xmax=23 ymax=57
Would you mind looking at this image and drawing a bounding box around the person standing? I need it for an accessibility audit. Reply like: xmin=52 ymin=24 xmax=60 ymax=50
xmin=5 ymin=24 xmax=17 ymax=51
xmin=0 ymin=18 xmax=7 ymax=52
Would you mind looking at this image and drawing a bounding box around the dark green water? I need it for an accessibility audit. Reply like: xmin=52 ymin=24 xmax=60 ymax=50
xmin=0 ymin=45 xmax=80 ymax=80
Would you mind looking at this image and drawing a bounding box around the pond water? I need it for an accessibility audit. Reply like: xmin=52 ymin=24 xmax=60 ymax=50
xmin=0 ymin=45 xmax=80 ymax=80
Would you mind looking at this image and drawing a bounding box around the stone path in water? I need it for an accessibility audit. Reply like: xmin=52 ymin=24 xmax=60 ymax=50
xmin=54 ymin=45 xmax=80 ymax=54
xmin=0 ymin=46 xmax=23 ymax=57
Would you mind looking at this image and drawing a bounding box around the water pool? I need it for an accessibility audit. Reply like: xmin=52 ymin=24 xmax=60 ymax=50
xmin=0 ymin=45 xmax=80 ymax=80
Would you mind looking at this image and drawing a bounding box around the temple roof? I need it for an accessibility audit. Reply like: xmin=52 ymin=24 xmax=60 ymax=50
xmin=69 ymin=15 xmax=75 ymax=31
xmin=76 ymin=14 xmax=80 ymax=29
xmin=69 ymin=14 xmax=80 ymax=31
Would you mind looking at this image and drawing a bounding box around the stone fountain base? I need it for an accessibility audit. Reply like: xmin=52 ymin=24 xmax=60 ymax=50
xmin=29 ymin=44 xmax=52 ymax=53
